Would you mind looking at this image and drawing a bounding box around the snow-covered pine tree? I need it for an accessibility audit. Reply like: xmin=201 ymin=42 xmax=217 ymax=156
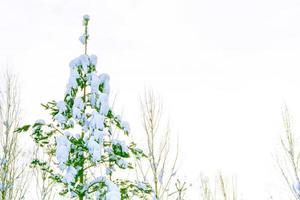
xmin=17 ymin=15 xmax=151 ymax=200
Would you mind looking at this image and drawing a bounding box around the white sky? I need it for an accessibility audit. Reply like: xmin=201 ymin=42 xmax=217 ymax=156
xmin=1 ymin=0 xmax=300 ymax=199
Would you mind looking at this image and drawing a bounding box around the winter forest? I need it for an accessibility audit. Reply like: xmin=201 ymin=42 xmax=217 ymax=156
xmin=1 ymin=0 xmax=300 ymax=199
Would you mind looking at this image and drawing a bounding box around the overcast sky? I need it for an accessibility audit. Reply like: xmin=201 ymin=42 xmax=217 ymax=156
xmin=1 ymin=0 xmax=300 ymax=199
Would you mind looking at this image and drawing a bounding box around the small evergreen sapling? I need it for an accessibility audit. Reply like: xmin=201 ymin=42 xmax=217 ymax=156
xmin=17 ymin=15 xmax=151 ymax=200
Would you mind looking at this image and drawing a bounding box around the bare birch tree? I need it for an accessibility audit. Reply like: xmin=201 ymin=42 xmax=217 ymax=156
xmin=33 ymin=147 xmax=59 ymax=200
xmin=170 ymin=179 xmax=187 ymax=200
xmin=136 ymin=89 xmax=181 ymax=200
xmin=199 ymin=173 xmax=238 ymax=200
xmin=0 ymin=70 xmax=28 ymax=200
xmin=275 ymin=106 xmax=300 ymax=199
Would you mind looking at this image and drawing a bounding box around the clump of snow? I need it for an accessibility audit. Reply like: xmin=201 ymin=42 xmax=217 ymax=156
xmin=74 ymin=97 xmax=84 ymax=110
xmin=89 ymin=93 xmax=97 ymax=107
xmin=66 ymin=69 xmax=79 ymax=94
xmin=70 ymin=191 xmax=77 ymax=198
xmin=54 ymin=113 xmax=67 ymax=125
xmin=99 ymin=73 xmax=110 ymax=94
xmin=99 ymin=73 xmax=110 ymax=83
xmin=94 ymin=191 xmax=100 ymax=199
xmin=98 ymin=93 xmax=109 ymax=115
xmin=90 ymin=73 xmax=100 ymax=93
xmin=69 ymin=57 xmax=81 ymax=69
xmin=79 ymin=55 xmax=90 ymax=72
xmin=121 ymin=121 xmax=130 ymax=133
xmin=89 ymin=55 xmax=97 ymax=66
xmin=112 ymin=139 xmax=129 ymax=153
xmin=89 ymin=176 xmax=106 ymax=187
xmin=67 ymin=119 xmax=75 ymax=127
xmin=35 ymin=119 xmax=45 ymax=125
xmin=56 ymin=135 xmax=71 ymax=168
xmin=117 ymin=159 xmax=128 ymax=169
xmin=89 ymin=111 xmax=104 ymax=130
xmin=79 ymin=34 xmax=88 ymax=45
xmin=57 ymin=101 xmax=67 ymax=113
xmin=98 ymin=93 xmax=108 ymax=103
xmin=105 ymin=180 xmax=121 ymax=200
xmin=64 ymin=131 xmax=72 ymax=137
xmin=63 ymin=166 xmax=77 ymax=183
xmin=72 ymin=107 xmax=81 ymax=120
xmin=106 ymin=191 xmax=120 ymax=200
xmin=87 ymin=138 xmax=102 ymax=162
xmin=93 ymin=129 xmax=104 ymax=143
xmin=84 ymin=176 xmax=106 ymax=194
xmin=137 ymin=182 xmax=147 ymax=191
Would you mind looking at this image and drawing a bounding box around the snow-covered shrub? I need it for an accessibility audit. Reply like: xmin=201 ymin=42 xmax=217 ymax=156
xmin=17 ymin=15 xmax=151 ymax=200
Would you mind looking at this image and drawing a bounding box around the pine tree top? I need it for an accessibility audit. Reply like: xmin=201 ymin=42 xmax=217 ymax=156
xmin=17 ymin=15 xmax=152 ymax=200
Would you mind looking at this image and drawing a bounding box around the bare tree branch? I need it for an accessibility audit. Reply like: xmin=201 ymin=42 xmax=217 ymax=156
xmin=199 ymin=173 xmax=238 ymax=200
xmin=275 ymin=105 xmax=300 ymax=199
xmin=0 ymin=70 xmax=30 ymax=200
xmin=136 ymin=89 xmax=182 ymax=200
